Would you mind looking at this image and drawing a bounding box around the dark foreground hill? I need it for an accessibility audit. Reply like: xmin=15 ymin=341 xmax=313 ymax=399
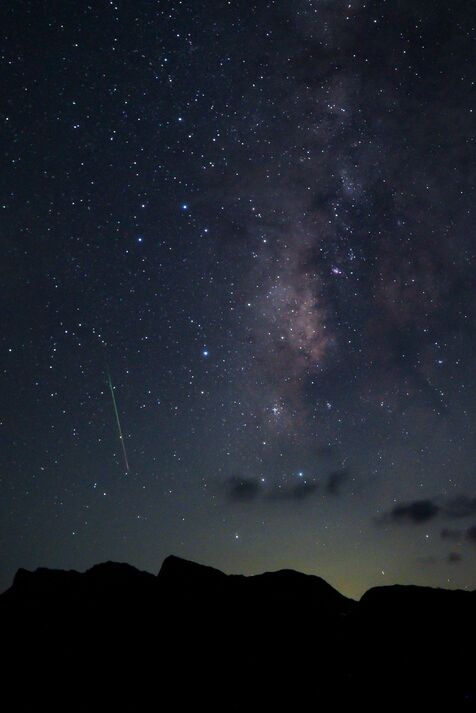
xmin=1 ymin=556 xmax=475 ymax=711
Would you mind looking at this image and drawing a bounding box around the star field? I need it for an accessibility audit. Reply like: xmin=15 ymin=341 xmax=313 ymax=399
xmin=1 ymin=0 xmax=476 ymax=597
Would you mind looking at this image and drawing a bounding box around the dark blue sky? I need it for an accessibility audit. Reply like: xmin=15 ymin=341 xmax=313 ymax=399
xmin=1 ymin=0 xmax=475 ymax=597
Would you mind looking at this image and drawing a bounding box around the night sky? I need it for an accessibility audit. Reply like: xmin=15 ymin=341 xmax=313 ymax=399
xmin=1 ymin=0 xmax=475 ymax=598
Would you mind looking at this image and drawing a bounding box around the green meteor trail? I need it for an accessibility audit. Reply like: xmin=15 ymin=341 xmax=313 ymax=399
xmin=107 ymin=369 xmax=130 ymax=473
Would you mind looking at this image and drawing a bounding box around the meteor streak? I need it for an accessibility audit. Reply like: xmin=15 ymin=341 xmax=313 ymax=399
xmin=107 ymin=369 xmax=130 ymax=473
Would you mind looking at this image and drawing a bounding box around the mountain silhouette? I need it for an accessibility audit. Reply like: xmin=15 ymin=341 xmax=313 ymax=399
xmin=158 ymin=554 xmax=354 ymax=615
xmin=1 ymin=556 xmax=474 ymax=711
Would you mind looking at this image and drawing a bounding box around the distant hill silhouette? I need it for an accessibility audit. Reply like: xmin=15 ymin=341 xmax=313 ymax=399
xmin=1 ymin=556 xmax=475 ymax=711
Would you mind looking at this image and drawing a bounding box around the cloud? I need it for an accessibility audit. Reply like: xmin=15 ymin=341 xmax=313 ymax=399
xmin=269 ymin=480 xmax=319 ymax=502
xmin=287 ymin=481 xmax=318 ymax=500
xmin=226 ymin=477 xmax=262 ymax=502
xmin=326 ymin=469 xmax=349 ymax=496
xmin=466 ymin=525 xmax=476 ymax=543
xmin=441 ymin=528 xmax=463 ymax=541
xmin=224 ymin=464 xmax=352 ymax=506
xmin=386 ymin=499 xmax=440 ymax=524
xmin=380 ymin=495 xmax=476 ymax=527
xmin=225 ymin=476 xmax=319 ymax=504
